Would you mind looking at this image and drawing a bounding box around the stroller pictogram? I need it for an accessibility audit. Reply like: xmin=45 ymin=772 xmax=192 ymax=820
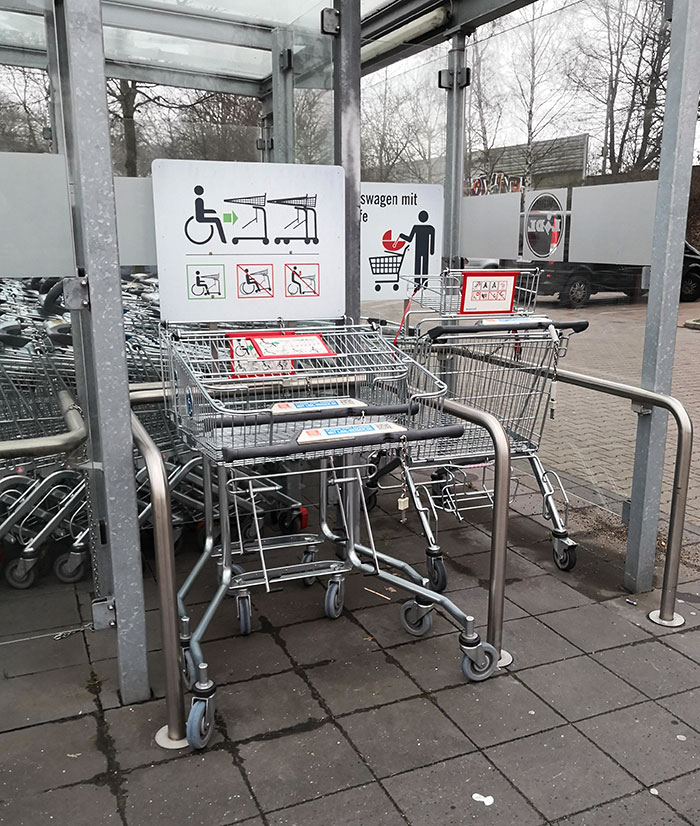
xmin=269 ymin=195 xmax=318 ymax=244
xmin=369 ymin=244 xmax=408 ymax=291
xmin=224 ymin=194 xmax=270 ymax=244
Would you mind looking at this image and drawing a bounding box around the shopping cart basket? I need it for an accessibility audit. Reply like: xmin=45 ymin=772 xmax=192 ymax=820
xmin=369 ymin=245 xmax=408 ymax=292
xmin=224 ymin=194 xmax=269 ymax=244
xmin=268 ymin=194 xmax=318 ymax=244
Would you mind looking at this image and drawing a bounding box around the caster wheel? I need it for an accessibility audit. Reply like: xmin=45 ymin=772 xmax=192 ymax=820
xmin=427 ymin=557 xmax=447 ymax=593
xmin=363 ymin=488 xmax=378 ymax=512
xmin=4 ymin=558 xmax=37 ymax=589
xmin=231 ymin=563 xmax=245 ymax=577
xmin=553 ymin=544 xmax=577 ymax=572
xmin=186 ymin=698 xmax=215 ymax=749
xmin=324 ymin=581 xmax=344 ymax=619
xmin=182 ymin=649 xmax=197 ymax=690
xmin=461 ymin=642 xmax=499 ymax=682
xmin=238 ymin=596 xmax=252 ymax=635
xmin=53 ymin=552 xmax=87 ymax=584
xmin=240 ymin=518 xmax=259 ymax=543
xmin=400 ymin=600 xmax=433 ymax=637
xmin=301 ymin=551 xmax=316 ymax=586
xmin=279 ymin=510 xmax=302 ymax=534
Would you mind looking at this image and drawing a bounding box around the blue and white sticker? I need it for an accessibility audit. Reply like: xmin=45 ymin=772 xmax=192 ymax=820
xmin=297 ymin=421 xmax=405 ymax=444
xmin=272 ymin=398 xmax=366 ymax=415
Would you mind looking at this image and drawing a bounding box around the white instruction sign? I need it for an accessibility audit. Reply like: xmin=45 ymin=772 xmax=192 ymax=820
xmin=361 ymin=183 xmax=443 ymax=300
xmin=459 ymin=271 xmax=517 ymax=314
xmin=152 ymin=159 xmax=345 ymax=322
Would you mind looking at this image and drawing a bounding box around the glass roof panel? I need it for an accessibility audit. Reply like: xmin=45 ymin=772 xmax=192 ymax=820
xmin=0 ymin=10 xmax=46 ymax=50
xmin=103 ymin=27 xmax=271 ymax=79
xmin=124 ymin=0 xmax=322 ymax=29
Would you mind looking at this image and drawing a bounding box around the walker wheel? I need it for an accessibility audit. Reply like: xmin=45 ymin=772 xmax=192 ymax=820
xmin=238 ymin=596 xmax=252 ymax=636
xmin=53 ymin=551 xmax=87 ymax=584
xmin=427 ymin=557 xmax=447 ymax=593
xmin=400 ymin=600 xmax=433 ymax=637
xmin=324 ymin=581 xmax=344 ymax=619
xmin=301 ymin=551 xmax=317 ymax=586
xmin=5 ymin=558 xmax=37 ymax=589
xmin=186 ymin=699 xmax=215 ymax=750
xmin=461 ymin=643 xmax=498 ymax=682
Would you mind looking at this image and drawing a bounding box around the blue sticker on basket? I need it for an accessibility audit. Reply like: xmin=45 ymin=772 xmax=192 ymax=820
xmin=185 ymin=386 xmax=193 ymax=417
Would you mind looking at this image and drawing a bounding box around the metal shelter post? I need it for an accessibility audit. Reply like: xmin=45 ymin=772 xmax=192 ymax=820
xmin=271 ymin=28 xmax=295 ymax=164
xmin=50 ymin=0 xmax=149 ymax=702
xmin=332 ymin=0 xmax=361 ymax=323
xmin=625 ymin=0 xmax=700 ymax=592
xmin=442 ymin=33 xmax=467 ymax=268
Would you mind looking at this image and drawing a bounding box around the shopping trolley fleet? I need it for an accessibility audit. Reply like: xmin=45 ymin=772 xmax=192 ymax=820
xmin=0 ymin=262 xmax=587 ymax=751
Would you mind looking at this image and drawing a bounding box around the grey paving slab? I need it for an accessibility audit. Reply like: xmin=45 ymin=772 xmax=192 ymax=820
xmin=0 ymin=628 xmax=89 ymax=677
xmin=266 ymin=783 xmax=405 ymax=826
xmin=199 ymin=632 xmax=293 ymax=684
xmin=435 ymin=525 xmax=495 ymax=557
xmin=105 ymin=700 xmax=218 ymax=770
xmin=279 ymin=616 xmax=378 ymax=665
xmin=502 ymin=617 xmax=583 ymax=668
xmin=604 ymin=590 xmax=700 ymax=637
xmin=539 ymin=603 xmax=653 ymax=652
xmin=253 ymin=584 xmax=329 ymax=627
xmin=548 ymin=554 xmax=627 ymax=602
xmin=657 ymin=769 xmax=700 ymax=825
xmin=553 ymin=791 xmax=689 ymax=826
xmin=0 ymin=590 xmax=81 ymax=636
xmin=304 ymin=650 xmax=418 ymax=716
xmin=383 ymin=752 xmax=545 ymax=825
xmin=0 ymin=783 xmax=119 ymax=826
xmin=505 ymin=575 xmax=593 ymax=615
xmin=434 ymin=675 xmax=566 ymax=747
xmin=518 ymin=656 xmax=645 ymax=721
xmin=486 ymin=727 xmax=641 ymax=821
xmin=659 ymin=686 xmax=700 ymax=731
xmin=662 ymin=628 xmax=700 ymax=663
xmin=389 ymin=633 xmax=483 ymax=692
xmin=448 ymin=586 xmax=529 ymax=627
xmin=593 ymin=641 xmax=700 ymax=699
xmin=0 ymin=664 xmax=98 ymax=731
xmin=577 ymin=702 xmax=700 ymax=786
xmin=504 ymin=515 xmax=555 ymax=550
xmin=239 ymin=723 xmax=372 ymax=812
xmin=217 ymin=672 xmax=325 ymax=742
xmin=341 ymin=575 xmax=401 ymax=610
xmin=352 ymin=602 xmax=454 ymax=648
xmin=124 ymin=750 xmax=257 ymax=826
xmin=341 ymin=696 xmax=473 ymax=778
xmin=0 ymin=715 xmax=104 ymax=800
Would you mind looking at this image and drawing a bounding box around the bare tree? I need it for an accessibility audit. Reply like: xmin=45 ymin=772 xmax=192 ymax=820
xmin=466 ymin=26 xmax=504 ymax=191
xmin=294 ymin=89 xmax=333 ymax=164
xmin=361 ymin=70 xmax=413 ymax=181
xmin=401 ymin=66 xmax=446 ymax=183
xmin=0 ymin=66 xmax=50 ymax=153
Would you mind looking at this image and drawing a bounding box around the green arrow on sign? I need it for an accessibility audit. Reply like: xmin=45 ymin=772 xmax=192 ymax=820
xmin=223 ymin=211 xmax=238 ymax=225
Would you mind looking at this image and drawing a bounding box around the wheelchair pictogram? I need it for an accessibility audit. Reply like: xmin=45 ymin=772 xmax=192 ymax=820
xmin=284 ymin=264 xmax=320 ymax=297
xmin=236 ymin=264 xmax=274 ymax=299
xmin=186 ymin=264 xmax=226 ymax=300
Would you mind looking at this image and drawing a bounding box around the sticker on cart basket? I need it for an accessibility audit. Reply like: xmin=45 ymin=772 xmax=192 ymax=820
xmin=250 ymin=333 xmax=336 ymax=359
xmin=272 ymin=398 xmax=366 ymax=415
xmin=226 ymin=335 xmax=293 ymax=378
xmin=459 ymin=271 xmax=517 ymax=315
xmin=185 ymin=386 xmax=194 ymax=417
xmin=297 ymin=421 xmax=406 ymax=444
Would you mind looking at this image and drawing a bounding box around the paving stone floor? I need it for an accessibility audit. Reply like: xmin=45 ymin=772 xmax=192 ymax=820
xmin=2 ymin=494 xmax=700 ymax=825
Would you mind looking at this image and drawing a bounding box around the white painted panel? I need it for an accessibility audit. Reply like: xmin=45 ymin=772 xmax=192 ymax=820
xmin=114 ymin=176 xmax=156 ymax=266
xmin=459 ymin=192 xmax=520 ymax=260
xmin=0 ymin=152 xmax=75 ymax=278
xmin=569 ymin=180 xmax=657 ymax=265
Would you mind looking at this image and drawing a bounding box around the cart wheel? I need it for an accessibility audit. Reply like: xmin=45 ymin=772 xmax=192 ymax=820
xmin=231 ymin=237 xmax=239 ymax=245
xmin=312 ymin=238 xmax=319 ymax=245
xmin=301 ymin=551 xmax=316 ymax=586
xmin=240 ymin=518 xmax=259 ymax=542
xmin=324 ymin=581 xmax=344 ymax=619
xmin=375 ymin=284 xmax=381 ymax=292
xmin=553 ymin=544 xmax=577 ymax=572
xmin=284 ymin=239 xmax=290 ymax=245
xmin=400 ymin=600 xmax=433 ymax=637
xmin=4 ymin=558 xmax=37 ymax=589
xmin=363 ymin=488 xmax=378 ymax=512
xmin=393 ymin=284 xmax=400 ymax=291
xmin=231 ymin=563 xmax=245 ymax=577
xmin=186 ymin=699 xmax=215 ymax=750
xmin=238 ymin=596 xmax=252 ymax=636
xmin=461 ymin=643 xmax=499 ymax=682
xmin=263 ymin=238 xmax=270 ymax=245
xmin=182 ymin=650 xmax=197 ymax=690
xmin=279 ymin=509 xmax=302 ymax=534
xmin=427 ymin=557 xmax=448 ymax=593
xmin=53 ymin=551 xmax=86 ymax=584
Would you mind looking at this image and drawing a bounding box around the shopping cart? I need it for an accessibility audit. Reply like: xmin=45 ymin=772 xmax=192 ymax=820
xmin=371 ymin=270 xmax=588 ymax=582
xmin=369 ymin=245 xmax=408 ymax=292
xmin=223 ymin=194 xmax=269 ymax=244
xmin=268 ymin=194 xmax=318 ymax=244
xmin=162 ymin=322 xmax=500 ymax=748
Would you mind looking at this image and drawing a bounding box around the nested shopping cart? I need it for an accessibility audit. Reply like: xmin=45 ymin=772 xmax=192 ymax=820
xmin=268 ymin=194 xmax=318 ymax=244
xmin=224 ymin=194 xmax=270 ymax=245
xmin=371 ymin=269 xmax=588 ymax=583
xmin=162 ymin=322 xmax=500 ymax=748
xmin=369 ymin=245 xmax=409 ymax=292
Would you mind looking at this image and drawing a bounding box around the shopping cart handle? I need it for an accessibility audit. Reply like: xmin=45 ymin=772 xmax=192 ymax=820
xmin=427 ymin=319 xmax=589 ymax=338
xmin=222 ymin=423 xmax=465 ymax=463
xmin=224 ymin=401 xmax=421 ymax=428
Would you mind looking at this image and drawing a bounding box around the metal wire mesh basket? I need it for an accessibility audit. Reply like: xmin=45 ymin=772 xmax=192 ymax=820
xmin=404 ymin=269 xmax=540 ymax=316
xmin=162 ymin=324 xmax=457 ymax=465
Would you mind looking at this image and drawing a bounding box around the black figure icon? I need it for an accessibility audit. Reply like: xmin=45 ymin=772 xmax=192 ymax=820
xmin=240 ymin=267 xmax=272 ymax=296
xmin=184 ymin=185 xmax=226 ymax=245
xmin=287 ymin=265 xmax=317 ymax=296
xmin=399 ymin=210 xmax=435 ymax=285
xmin=190 ymin=269 xmax=223 ymax=297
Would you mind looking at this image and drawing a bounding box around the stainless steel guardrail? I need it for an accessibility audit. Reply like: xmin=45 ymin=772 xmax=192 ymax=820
xmin=0 ymin=389 xmax=87 ymax=458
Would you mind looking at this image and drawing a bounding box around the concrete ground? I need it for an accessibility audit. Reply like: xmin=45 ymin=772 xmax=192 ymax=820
xmin=3 ymin=488 xmax=700 ymax=826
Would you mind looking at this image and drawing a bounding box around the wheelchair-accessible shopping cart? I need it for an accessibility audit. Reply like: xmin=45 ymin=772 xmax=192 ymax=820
xmin=162 ymin=322 xmax=501 ymax=748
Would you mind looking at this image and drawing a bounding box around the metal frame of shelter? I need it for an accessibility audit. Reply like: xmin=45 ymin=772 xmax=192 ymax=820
xmin=0 ymin=0 xmax=698 ymax=704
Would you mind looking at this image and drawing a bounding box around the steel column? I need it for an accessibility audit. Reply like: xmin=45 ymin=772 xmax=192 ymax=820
xmin=270 ymin=28 xmax=295 ymax=164
xmin=50 ymin=0 xmax=149 ymax=702
xmin=442 ymin=34 xmax=467 ymax=268
xmin=333 ymin=0 xmax=362 ymax=323
xmin=625 ymin=0 xmax=700 ymax=592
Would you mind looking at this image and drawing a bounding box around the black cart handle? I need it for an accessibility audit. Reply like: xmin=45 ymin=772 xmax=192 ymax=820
xmin=427 ymin=319 xmax=589 ymax=339
xmin=223 ymin=401 xmax=420 ymax=428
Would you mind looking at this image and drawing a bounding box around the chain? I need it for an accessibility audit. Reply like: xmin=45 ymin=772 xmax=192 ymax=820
xmin=0 ymin=622 xmax=94 ymax=647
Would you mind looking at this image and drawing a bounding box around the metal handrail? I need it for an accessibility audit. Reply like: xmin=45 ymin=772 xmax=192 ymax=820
xmin=0 ymin=390 xmax=87 ymax=458
xmin=552 ymin=368 xmax=693 ymax=626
